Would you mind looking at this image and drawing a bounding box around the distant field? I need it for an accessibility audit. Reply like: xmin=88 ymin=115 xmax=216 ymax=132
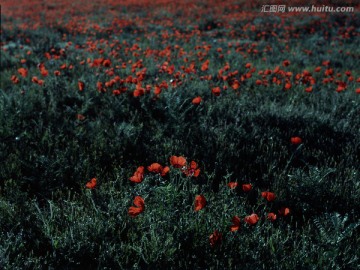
xmin=1 ymin=1 xmax=359 ymax=269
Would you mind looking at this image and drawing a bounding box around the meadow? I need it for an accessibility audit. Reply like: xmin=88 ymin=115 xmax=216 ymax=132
xmin=1 ymin=0 xmax=359 ymax=269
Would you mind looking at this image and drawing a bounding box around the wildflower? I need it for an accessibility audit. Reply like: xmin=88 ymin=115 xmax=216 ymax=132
xmin=230 ymin=216 xmax=241 ymax=232
xmin=128 ymin=196 xmax=145 ymax=217
xmin=183 ymin=161 xmax=200 ymax=177
xmin=267 ymin=213 xmax=277 ymax=222
xmin=76 ymin=114 xmax=85 ymax=121
xmin=209 ymin=230 xmax=222 ymax=247
xmin=147 ymin=163 xmax=169 ymax=176
xmin=192 ymin=96 xmax=202 ymax=105
xmin=283 ymin=60 xmax=290 ymax=67
xmin=278 ymin=207 xmax=290 ymax=216
xmin=261 ymin=191 xmax=276 ymax=202
xmin=227 ymin=182 xmax=238 ymax=189
xmin=18 ymin=68 xmax=28 ymax=77
xmin=291 ymin=136 xmax=302 ymax=145
xmin=11 ymin=75 xmax=20 ymax=84
xmin=194 ymin=195 xmax=206 ymax=211
xmin=78 ymin=81 xmax=85 ymax=91
xmin=86 ymin=178 xmax=97 ymax=189
xmin=170 ymin=155 xmax=187 ymax=168
xmin=130 ymin=166 xmax=145 ymax=183
xmin=212 ymin=87 xmax=221 ymax=96
xmin=242 ymin=184 xmax=252 ymax=192
xmin=244 ymin=213 xmax=259 ymax=225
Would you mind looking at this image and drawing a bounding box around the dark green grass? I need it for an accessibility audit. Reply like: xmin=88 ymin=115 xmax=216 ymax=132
xmin=1 ymin=9 xmax=360 ymax=269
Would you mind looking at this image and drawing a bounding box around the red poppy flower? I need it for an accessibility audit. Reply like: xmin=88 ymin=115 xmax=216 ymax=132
xmin=355 ymin=88 xmax=360 ymax=94
xmin=283 ymin=60 xmax=290 ymax=67
xmin=244 ymin=213 xmax=259 ymax=225
xmin=192 ymin=96 xmax=202 ymax=105
xmin=194 ymin=195 xmax=206 ymax=211
xmin=209 ymin=230 xmax=222 ymax=247
xmin=170 ymin=156 xmax=187 ymax=168
xmin=211 ymin=87 xmax=221 ymax=96
xmin=76 ymin=114 xmax=85 ymax=121
xmin=78 ymin=81 xmax=85 ymax=91
xmin=291 ymin=136 xmax=302 ymax=145
xmin=183 ymin=161 xmax=200 ymax=177
xmin=242 ymin=184 xmax=252 ymax=192
xmin=278 ymin=207 xmax=290 ymax=216
xmin=130 ymin=166 xmax=145 ymax=183
xmin=54 ymin=70 xmax=61 ymax=76
xmin=261 ymin=191 xmax=276 ymax=202
xmin=227 ymin=182 xmax=238 ymax=189
xmin=18 ymin=68 xmax=28 ymax=77
xmin=11 ymin=75 xmax=20 ymax=84
xmin=230 ymin=216 xmax=241 ymax=232
xmin=86 ymin=178 xmax=97 ymax=189
xmin=128 ymin=196 xmax=145 ymax=217
xmin=267 ymin=212 xmax=277 ymax=222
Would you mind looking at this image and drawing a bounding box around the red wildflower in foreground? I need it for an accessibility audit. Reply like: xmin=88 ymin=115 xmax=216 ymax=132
xmin=194 ymin=195 xmax=206 ymax=211
xmin=291 ymin=136 xmax=302 ymax=145
xmin=130 ymin=166 xmax=145 ymax=183
xmin=147 ymin=163 xmax=170 ymax=176
xmin=230 ymin=216 xmax=241 ymax=232
xmin=244 ymin=213 xmax=259 ymax=225
xmin=356 ymin=88 xmax=360 ymax=94
xmin=209 ymin=230 xmax=222 ymax=247
xmin=183 ymin=161 xmax=200 ymax=177
xmin=18 ymin=68 xmax=28 ymax=77
xmin=86 ymin=178 xmax=97 ymax=189
xmin=128 ymin=196 xmax=145 ymax=217
xmin=227 ymin=182 xmax=238 ymax=189
xmin=192 ymin=96 xmax=202 ymax=105
xmin=170 ymin=155 xmax=187 ymax=168
xmin=261 ymin=191 xmax=276 ymax=202
xmin=267 ymin=213 xmax=277 ymax=222
xmin=242 ymin=184 xmax=252 ymax=192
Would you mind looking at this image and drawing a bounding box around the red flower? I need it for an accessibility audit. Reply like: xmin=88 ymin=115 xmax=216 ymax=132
xmin=86 ymin=178 xmax=97 ymax=189
xmin=130 ymin=166 xmax=145 ymax=183
xmin=209 ymin=230 xmax=222 ymax=247
xmin=11 ymin=75 xmax=20 ymax=84
xmin=355 ymin=88 xmax=360 ymax=94
xmin=192 ymin=96 xmax=202 ymax=105
xmin=78 ymin=81 xmax=85 ymax=91
xmin=194 ymin=195 xmax=206 ymax=211
xmin=147 ymin=163 xmax=170 ymax=176
xmin=18 ymin=68 xmax=28 ymax=77
xmin=244 ymin=213 xmax=259 ymax=225
xmin=267 ymin=213 xmax=277 ymax=222
xmin=183 ymin=161 xmax=200 ymax=177
xmin=291 ymin=136 xmax=302 ymax=145
xmin=230 ymin=216 xmax=241 ymax=232
xmin=211 ymin=87 xmax=221 ymax=96
xmin=242 ymin=184 xmax=252 ymax=192
xmin=128 ymin=196 xmax=145 ymax=217
xmin=261 ymin=191 xmax=276 ymax=202
xmin=170 ymin=155 xmax=187 ymax=168
xmin=278 ymin=207 xmax=290 ymax=216
xmin=227 ymin=182 xmax=238 ymax=189
xmin=76 ymin=114 xmax=85 ymax=121
xmin=283 ymin=60 xmax=290 ymax=67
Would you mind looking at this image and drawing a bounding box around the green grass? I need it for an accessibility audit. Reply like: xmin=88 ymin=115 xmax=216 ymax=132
xmin=1 ymin=1 xmax=360 ymax=269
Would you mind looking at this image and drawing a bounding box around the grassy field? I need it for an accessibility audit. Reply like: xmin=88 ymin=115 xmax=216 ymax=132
xmin=1 ymin=0 xmax=360 ymax=269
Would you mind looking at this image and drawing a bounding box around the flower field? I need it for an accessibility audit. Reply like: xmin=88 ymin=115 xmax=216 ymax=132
xmin=1 ymin=0 xmax=359 ymax=268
